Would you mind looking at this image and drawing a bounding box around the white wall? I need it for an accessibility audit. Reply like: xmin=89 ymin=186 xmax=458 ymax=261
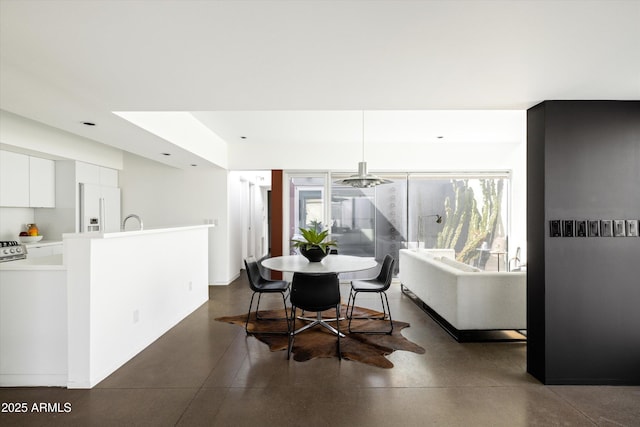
xmin=119 ymin=153 xmax=237 ymax=284
xmin=227 ymin=171 xmax=243 ymax=281
xmin=255 ymin=185 xmax=268 ymax=257
xmin=0 ymin=207 xmax=34 ymax=241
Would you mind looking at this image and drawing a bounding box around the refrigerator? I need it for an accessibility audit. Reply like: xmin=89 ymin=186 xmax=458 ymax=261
xmin=79 ymin=183 xmax=121 ymax=233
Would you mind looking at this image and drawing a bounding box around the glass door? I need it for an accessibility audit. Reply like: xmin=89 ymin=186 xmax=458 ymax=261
xmin=285 ymin=174 xmax=329 ymax=255
xmin=330 ymin=182 xmax=376 ymax=257
xmin=330 ymin=174 xmax=406 ymax=273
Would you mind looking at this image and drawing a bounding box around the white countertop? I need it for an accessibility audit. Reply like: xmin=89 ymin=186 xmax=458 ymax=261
xmin=1 ymin=225 xmax=213 ymax=270
xmin=0 ymin=254 xmax=65 ymax=270
xmin=24 ymin=240 xmax=63 ymax=247
xmin=64 ymin=224 xmax=214 ymax=240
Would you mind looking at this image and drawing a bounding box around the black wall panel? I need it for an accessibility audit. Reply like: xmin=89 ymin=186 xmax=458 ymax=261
xmin=527 ymin=101 xmax=640 ymax=384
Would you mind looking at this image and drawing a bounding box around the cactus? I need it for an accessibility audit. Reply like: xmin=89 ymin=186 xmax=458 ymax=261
xmin=436 ymin=179 xmax=504 ymax=265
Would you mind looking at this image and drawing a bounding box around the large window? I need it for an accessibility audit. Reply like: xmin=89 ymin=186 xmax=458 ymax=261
xmin=286 ymin=172 xmax=510 ymax=272
xmin=408 ymin=174 xmax=509 ymax=270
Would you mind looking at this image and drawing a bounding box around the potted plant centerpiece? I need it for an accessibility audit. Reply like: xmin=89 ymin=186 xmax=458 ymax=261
xmin=291 ymin=223 xmax=337 ymax=262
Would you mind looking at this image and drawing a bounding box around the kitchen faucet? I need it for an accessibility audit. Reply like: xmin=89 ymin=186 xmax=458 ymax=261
xmin=122 ymin=214 xmax=144 ymax=231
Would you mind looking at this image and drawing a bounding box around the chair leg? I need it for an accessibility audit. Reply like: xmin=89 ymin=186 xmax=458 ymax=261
xmin=347 ymin=290 xmax=356 ymax=333
xmin=348 ymin=290 xmax=385 ymax=321
xmin=345 ymin=288 xmax=355 ymax=319
xmin=281 ymin=291 xmax=291 ymax=333
xmin=255 ymin=291 xmax=291 ymax=322
xmin=255 ymin=292 xmax=263 ymax=317
xmin=382 ymin=291 xmax=393 ymax=334
xmin=287 ymin=306 xmax=297 ymax=360
xmin=245 ymin=291 xmax=257 ymax=335
xmin=247 ymin=291 xmax=290 ymax=335
xmin=348 ymin=290 xmax=393 ymax=335
xmin=336 ymin=304 xmax=341 ymax=360
xmin=379 ymin=292 xmax=388 ymax=319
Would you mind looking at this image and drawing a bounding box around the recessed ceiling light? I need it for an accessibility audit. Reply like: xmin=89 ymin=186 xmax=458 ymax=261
xmin=240 ymin=136 xmax=247 ymax=140
xmin=437 ymin=136 xmax=444 ymax=139
xmin=191 ymin=164 xmax=197 ymax=167
xmin=82 ymin=122 xmax=96 ymax=126
xmin=161 ymin=152 xmax=171 ymax=156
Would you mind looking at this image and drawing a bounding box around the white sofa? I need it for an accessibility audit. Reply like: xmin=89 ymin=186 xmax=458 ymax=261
xmin=399 ymin=249 xmax=526 ymax=341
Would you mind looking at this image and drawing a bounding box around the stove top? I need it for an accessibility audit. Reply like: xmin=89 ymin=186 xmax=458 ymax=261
xmin=0 ymin=241 xmax=28 ymax=262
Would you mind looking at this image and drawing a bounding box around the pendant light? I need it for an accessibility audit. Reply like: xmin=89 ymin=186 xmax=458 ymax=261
xmin=333 ymin=111 xmax=392 ymax=188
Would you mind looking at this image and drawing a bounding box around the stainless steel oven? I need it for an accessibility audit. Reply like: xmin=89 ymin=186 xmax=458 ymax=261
xmin=0 ymin=241 xmax=28 ymax=262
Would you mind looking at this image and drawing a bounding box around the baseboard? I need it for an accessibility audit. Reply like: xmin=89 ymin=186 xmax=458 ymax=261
xmin=0 ymin=374 xmax=67 ymax=387
xmin=400 ymin=284 xmax=527 ymax=343
xmin=210 ymin=271 xmax=241 ymax=286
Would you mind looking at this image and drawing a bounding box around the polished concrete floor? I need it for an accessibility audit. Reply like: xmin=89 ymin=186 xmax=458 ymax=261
xmin=2 ymin=272 xmax=639 ymax=426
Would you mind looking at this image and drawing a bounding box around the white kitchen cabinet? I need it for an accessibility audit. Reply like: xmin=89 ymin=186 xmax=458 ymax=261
xmin=0 ymin=266 xmax=67 ymax=387
xmin=29 ymin=156 xmax=55 ymax=207
xmin=76 ymin=161 xmax=118 ymax=187
xmin=26 ymin=242 xmax=63 ymax=258
xmin=75 ymin=161 xmax=99 ymax=184
xmin=0 ymin=151 xmax=56 ymax=208
xmin=99 ymin=166 xmax=118 ymax=187
xmin=25 ymin=246 xmax=53 ymax=258
xmin=0 ymin=150 xmax=30 ymax=207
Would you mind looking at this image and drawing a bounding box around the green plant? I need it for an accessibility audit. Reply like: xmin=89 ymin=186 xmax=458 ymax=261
xmin=291 ymin=226 xmax=337 ymax=253
xmin=436 ymin=179 xmax=504 ymax=265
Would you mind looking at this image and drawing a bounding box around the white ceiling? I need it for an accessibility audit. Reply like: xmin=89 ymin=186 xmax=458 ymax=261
xmin=1 ymin=0 xmax=638 ymax=169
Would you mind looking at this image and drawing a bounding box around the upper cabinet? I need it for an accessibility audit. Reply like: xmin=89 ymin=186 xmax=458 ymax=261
xmin=0 ymin=150 xmax=30 ymax=207
xmin=98 ymin=166 xmax=118 ymax=187
xmin=29 ymin=156 xmax=56 ymax=208
xmin=76 ymin=161 xmax=118 ymax=187
xmin=0 ymin=150 xmax=55 ymax=208
xmin=0 ymin=152 xmax=119 ymax=209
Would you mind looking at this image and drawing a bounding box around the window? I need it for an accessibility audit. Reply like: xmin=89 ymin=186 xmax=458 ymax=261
xmin=408 ymin=174 xmax=509 ymax=270
xmin=286 ymin=172 xmax=510 ymax=272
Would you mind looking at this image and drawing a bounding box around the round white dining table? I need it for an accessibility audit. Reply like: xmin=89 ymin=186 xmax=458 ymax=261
xmin=261 ymin=254 xmax=378 ymax=337
xmin=261 ymin=254 xmax=378 ymax=274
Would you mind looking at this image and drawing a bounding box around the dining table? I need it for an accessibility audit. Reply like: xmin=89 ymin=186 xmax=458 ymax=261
xmin=261 ymin=254 xmax=378 ymax=336
xmin=260 ymin=254 xmax=378 ymax=275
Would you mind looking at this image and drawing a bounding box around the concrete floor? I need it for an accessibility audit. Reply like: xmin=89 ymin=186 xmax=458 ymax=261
xmin=1 ymin=272 xmax=639 ymax=426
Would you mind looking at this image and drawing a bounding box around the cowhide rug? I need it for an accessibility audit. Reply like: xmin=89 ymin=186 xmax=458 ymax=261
xmin=215 ymin=305 xmax=425 ymax=368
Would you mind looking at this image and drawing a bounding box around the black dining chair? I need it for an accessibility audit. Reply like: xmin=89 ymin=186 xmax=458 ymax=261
xmin=288 ymin=272 xmax=341 ymax=360
xmin=244 ymin=256 xmax=290 ymax=335
xmin=346 ymin=254 xmax=395 ymax=334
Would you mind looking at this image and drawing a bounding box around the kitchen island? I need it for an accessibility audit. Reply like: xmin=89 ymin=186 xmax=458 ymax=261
xmin=0 ymin=225 xmax=211 ymax=388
